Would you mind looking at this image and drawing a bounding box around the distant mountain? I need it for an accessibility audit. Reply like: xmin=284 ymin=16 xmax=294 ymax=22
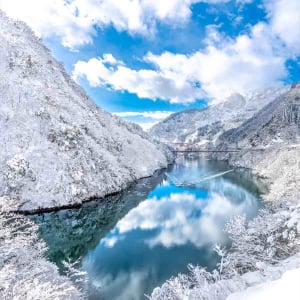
xmin=149 ymin=87 xmax=289 ymax=147
xmin=0 ymin=11 xmax=172 ymax=212
xmin=213 ymin=82 xmax=300 ymax=203
xmin=217 ymin=82 xmax=300 ymax=149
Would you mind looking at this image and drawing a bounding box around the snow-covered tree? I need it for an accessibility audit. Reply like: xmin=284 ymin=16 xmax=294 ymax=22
xmin=150 ymin=202 xmax=300 ymax=300
xmin=0 ymin=197 xmax=83 ymax=299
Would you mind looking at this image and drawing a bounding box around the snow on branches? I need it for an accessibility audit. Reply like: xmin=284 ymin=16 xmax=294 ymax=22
xmin=150 ymin=201 xmax=300 ymax=300
xmin=0 ymin=197 xmax=83 ymax=300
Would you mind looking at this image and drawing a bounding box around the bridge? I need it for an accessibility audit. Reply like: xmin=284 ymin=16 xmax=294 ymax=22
xmin=171 ymin=149 xmax=241 ymax=153
xmin=163 ymin=142 xmax=264 ymax=153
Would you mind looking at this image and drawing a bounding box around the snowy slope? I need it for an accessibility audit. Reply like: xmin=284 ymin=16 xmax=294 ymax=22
xmin=227 ymin=267 xmax=300 ymax=300
xmin=151 ymin=202 xmax=300 ymax=300
xmin=0 ymin=197 xmax=83 ymax=299
xmin=215 ymin=82 xmax=300 ymax=202
xmin=218 ymin=82 xmax=300 ymax=148
xmin=0 ymin=11 xmax=173 ymax=212
xmin=149 ymin=87 xmax=288 ymax=146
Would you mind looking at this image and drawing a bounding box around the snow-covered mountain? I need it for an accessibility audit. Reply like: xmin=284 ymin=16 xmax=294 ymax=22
xmin=214 ymin=82 xmax=300 ymax=202
xmin=218 ymin=82 xmax=300 ymax=148
xmin=0 ymin=11 xmax=172 ymax=212
xmin=149 ymin=87 xmax=289 ymax=146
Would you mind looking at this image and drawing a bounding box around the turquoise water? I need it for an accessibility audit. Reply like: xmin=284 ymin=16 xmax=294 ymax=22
xmin=31 ymin=157 xmax=265 ymax=300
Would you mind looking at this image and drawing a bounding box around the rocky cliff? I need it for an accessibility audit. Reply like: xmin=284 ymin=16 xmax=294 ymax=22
xmin=0 ymin=11 xmax=173 ymax=212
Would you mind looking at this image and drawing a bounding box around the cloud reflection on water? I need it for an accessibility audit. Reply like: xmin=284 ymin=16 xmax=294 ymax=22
xmin=101 ymin=178 xmax=259 ymax=249
xmin=82 ymin=160 xmax=263 ymax=300
xmin=86 ymin=269 xmax=149 ymax=300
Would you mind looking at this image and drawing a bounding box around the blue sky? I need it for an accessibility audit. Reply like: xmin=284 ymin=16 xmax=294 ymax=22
xmin=2 ymin=0 xmax=300 ymax=129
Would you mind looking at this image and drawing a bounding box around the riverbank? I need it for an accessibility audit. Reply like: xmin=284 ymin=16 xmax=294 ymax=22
xmin=32 ymin=157 xmax=264 ymax=299
xmin=2 ymin=150 xmax=299 ymax=300
xmin=225 ymin=146 xmax=300 ymax=203
xmin=0 ymin=166 xmax=171 ymax=299
xmin=0 ymin=11 xmax=174 ymax=213
xmin=222 ymin=146 xmax=300 ymax=300
xmin=150 ymin=145 xmax=300 ymax=299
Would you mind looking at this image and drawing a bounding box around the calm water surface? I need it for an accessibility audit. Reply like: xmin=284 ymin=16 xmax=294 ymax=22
xmin=31 ymin=157 xmax=266 ymax=300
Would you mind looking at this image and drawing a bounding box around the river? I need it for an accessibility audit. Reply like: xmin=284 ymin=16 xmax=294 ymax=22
xmin=31 ymin=156 xmax=266 ymax=300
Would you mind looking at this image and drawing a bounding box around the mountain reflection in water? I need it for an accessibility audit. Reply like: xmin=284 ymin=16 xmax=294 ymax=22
xmin=31 ymin=157 xmax=266 ymax=300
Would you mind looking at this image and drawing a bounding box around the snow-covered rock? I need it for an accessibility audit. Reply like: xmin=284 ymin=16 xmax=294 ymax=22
xmin=0 ymin=11 xmax=173 ymax=212
xmin=149 ymin=86 xmax=288 ymax=146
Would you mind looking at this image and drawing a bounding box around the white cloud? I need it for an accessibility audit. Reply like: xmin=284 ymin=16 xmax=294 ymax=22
xmin=102 ymin=186 xmax=259 ymax=249
xmin=113 ymin=111 xmax=173 ymax=131
xmin=83 ymin=265 xmax=149 ymax=300
xmin=146 ymin=22 xmax=288 ymax=102
xmin=0 ymin=0 xmax=255 ymax=48
xmin=2 ymin=0 xmax=297 ymax=101
xmin=70 ymin=0 xmax=298 ymax=103
xmin=102 ymin=53 xmax=124 ymax=65
xmin=113 ymin=111 xmax=173 ymax=120
xmin=1 ymin=0 xmax=95 ymax=48
xmin=73 ymin=21 xmax=288 ymax=103
xmin=0 ymin=0 xmax=202 ymax=48
xmin=73 ymin=54 xmax=205 ymax=103
xmin=134 ymin=121 xmax=159 ymax=131
xmin=264 ymin=0 xmax=300 ymax=56
xmin=101 ymin=235 xmax=123 ymax=248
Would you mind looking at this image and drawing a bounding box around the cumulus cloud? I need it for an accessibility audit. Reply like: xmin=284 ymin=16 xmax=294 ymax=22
xmin=2 ymin=0 xmax=298 ymax=101
xmin=264 ymin=0 xmax=300 ymax=56
xmin=0 ymin=0 xmax=217 ymax=48
xmin=102 ymin=186 xmax=259 ymax=249
xmin=83 ymin=265 xmax=149 ymax=300
xmin=113 ymin=111 xmax=173 ymax=120
xmin=1 ymin=0 xmax=95 ymax=48
xmin=112 ymin=111 xmax=174 ymax=130
xmin=73 ymin=54 xmax=205 ymax=103
xmin=0 ymin=0 xmax=257 ymax=48
xmin=135 ymin=122 xmax=159 ymax=131
xmin=70 ymin=0 xmax=299 ymax=103
xmin=73 ymin=20 xmax=288 ymax=102
xmin=145 ymin=23 xmax=288 ymax=102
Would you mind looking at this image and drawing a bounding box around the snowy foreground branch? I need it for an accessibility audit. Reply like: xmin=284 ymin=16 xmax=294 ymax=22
xmin=0 ymin=197 xmax=83 ymax=300
xmin=150 ymin=201 xmax=300 ymax=300
xmin=1 ymin=195 xmax=300 ymax=300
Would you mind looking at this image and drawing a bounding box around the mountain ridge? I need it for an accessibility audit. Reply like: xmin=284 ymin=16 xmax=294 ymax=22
xmin=0 ymin=11 xmax=173 ymax=212
xmin=149 ymin=86 xmax=289 ymax=145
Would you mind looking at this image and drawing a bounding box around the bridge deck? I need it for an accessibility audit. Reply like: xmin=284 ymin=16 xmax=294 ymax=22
xmin=172 ymin=150 xmax=240 ymax=153
xmin=170 ymin=149 xmax=265 ymax=153
xmin=164 ymin=142 xmax=265 ymax=153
